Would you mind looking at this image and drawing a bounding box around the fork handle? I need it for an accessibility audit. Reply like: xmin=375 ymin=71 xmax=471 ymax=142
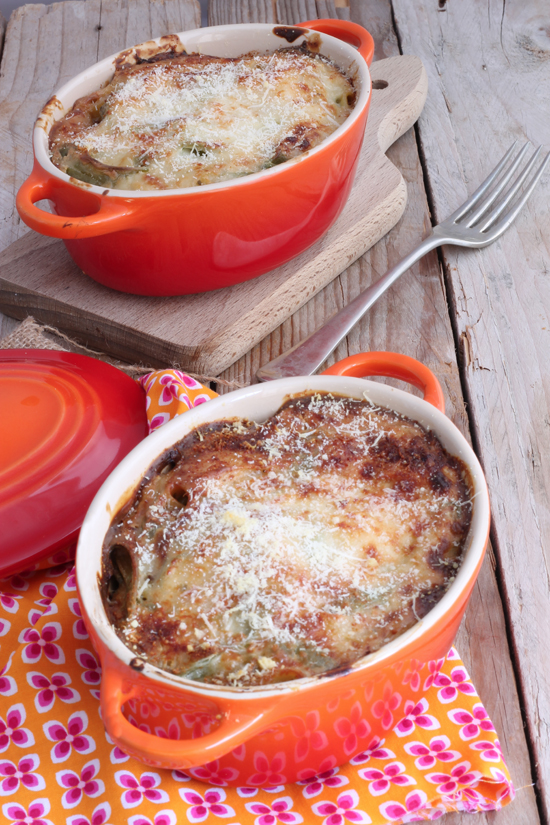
xmin=256 ymin=234 xmax=443 ymax=381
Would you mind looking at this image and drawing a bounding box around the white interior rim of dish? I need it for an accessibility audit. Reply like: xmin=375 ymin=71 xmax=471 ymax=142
xmin=33 ymin=23 xmax=371 ymax=198
xmin=77 ymin=376 xmax=490 ymax=701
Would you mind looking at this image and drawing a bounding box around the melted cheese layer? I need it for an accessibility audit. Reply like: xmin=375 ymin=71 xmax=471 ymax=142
xmin=49 ymin=49 xmax=355 ymax=190
xmin=102 ymin=394 xmax=473 ymax=686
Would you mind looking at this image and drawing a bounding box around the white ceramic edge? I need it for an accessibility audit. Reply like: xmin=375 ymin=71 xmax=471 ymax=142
xmin=77 ymin=376 xmax=490 ymax=703
xmin=33 ymin=23 xmax=371 ymax=199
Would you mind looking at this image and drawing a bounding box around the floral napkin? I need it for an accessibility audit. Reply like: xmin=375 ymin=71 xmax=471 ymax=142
xmin=0 ymin=370 xmax=514 ymax=825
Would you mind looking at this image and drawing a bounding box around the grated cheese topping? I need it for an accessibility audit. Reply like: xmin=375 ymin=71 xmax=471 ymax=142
xmin=49 ymin=48 xmax=355 ymax=190
xmin=102 ymin=393 xmax=473 ymax=686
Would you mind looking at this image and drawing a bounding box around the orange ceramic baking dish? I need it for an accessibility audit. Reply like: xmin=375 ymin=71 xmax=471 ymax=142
xmin=76 ymin=352 xmax=490 ymax=784
xmin=16 ymin=20 xmax=374 ymax=296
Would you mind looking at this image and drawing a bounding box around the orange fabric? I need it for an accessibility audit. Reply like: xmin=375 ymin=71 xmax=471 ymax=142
xmin=0 ymin=371 xmax=515 ymax=824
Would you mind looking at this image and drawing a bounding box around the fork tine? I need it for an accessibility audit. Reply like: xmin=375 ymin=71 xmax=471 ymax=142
xmin=477 ymin=146 xmax=543 ymax=232
xmin=479 ymin=151 xmax=550 ymax=239
xmin=445 ymin=141 xmax=519 ymax=224
xmin=461 ymin=143 xmax=530 ymax=227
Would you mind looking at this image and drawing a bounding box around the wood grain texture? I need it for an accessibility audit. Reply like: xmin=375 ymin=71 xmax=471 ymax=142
xmin=0 ymin=1 xmax=542 ymax=820
xmin=277 ymin=0 xmax=339 ymax=23
xmin=0 ymin=11 xmax=7 ymax=58
xmin=391 ymin=0 xmax=550 ymax=818
xmin=0 ymin=55 xmax=427 ymax=373
xmin=208 ymin=0 xmax=276 ymax=25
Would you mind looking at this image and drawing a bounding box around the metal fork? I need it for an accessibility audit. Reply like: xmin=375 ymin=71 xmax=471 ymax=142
xmin=256 ymin=142 xmax=549 ymax=381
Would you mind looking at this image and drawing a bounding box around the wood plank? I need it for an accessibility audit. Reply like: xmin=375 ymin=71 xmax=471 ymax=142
xmin=208 ymin=0 xmax=276 ymax=25
xmin=219 ymin=2 xmax=540 ymax=823
xmin=0 ymin=55 xmax=427 ymax=373
xmin=0 ymin=11 xmax=7 ymax=59
xmin=391 ymin=0 xmax=550 ymax=819
xmin=277 ymin=0 xmax=339 ymax=23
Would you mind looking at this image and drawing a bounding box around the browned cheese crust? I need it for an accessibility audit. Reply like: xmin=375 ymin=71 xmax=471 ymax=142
xmin=48 ymin=45 xmax=355 ymax=191
xmin=101 ymin=394 xmax=473 ymax=686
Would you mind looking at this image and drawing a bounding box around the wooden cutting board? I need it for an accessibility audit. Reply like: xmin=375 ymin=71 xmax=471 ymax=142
xmin=0 ymin=55 xmax=427 ymax=375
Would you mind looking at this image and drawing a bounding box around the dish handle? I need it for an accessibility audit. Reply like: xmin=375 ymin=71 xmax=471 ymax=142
xmin=299 ymin=19 xmax=375 ymax=67
xmin=16 ymin=161 xmax=138 ymax=239
xmin=322 ymin=351 xmax=446 ymax=413
xmin=101 ymin=660 xmax=286 ymax=770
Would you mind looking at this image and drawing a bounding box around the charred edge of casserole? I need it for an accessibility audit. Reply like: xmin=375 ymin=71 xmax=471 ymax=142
xmin=100 ymin=418 xmax=258 ymax=624
xmin=100 ymin=394 xmax=474 ymax=686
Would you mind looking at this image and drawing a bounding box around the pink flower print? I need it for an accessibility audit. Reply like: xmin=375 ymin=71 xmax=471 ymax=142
xmin=115 ymin=770 xmax=169 ymax=809
xmin=237 ymin=787 xmax=258 ymax=798
xmin=297 ymin=767 xmax=349 ymax=799
xmin=46 ymin=546 xmax=75 ymax=567
xmin=393 ymin=698 xmax=440 ymax=738
xmin=0 ymin=754 xmax=45 ymax=795
xmin=43 ymin=711 xmax=96 ymax=762
xmin=0 ymin=593 xmax=21 ymax=614
xmin=27 ymin=671 xmax=80 ymax=713
xmin=138 ymin=373 xmax=156 ymax=393
xmin=447 ymin=647 xmax=459 ymax=660
xmin=189 ymin=759 xmax=240 ymax=786
xmin=490 ymin=767 xmax=515 ymax=805
xmin=291 ymin=711 xmax=328 ymax=762
xmin=434 ymin=666 xmax=476 ymax=704
xmin=0 ymin=704 xmax=34 ymax=751
xmin=425 ymin=761 xmax=482 ymax=795
xmin=76 ymin=649 xmax=102 ymax=685
xmin=232 ymin=743 xmax=246 ymax=761
xmin=350 ymin=737 xmax=395 ymax=766
xmin=1 ymin=798 xmax=54 ymax=825
xmin=19 ymin=622 xmax=64 ymax=664
xmin=35 ymin=582 xmax=58 ymax=610
xmin=56 ymin=759 xmax=105 ymax=809
xmin=28 ymin=608 xmax=45 ymax=627
xmin=171 ymin=769 xmax=190 ymax=782
xmin=66 ymin=802 xmax=114 ymax=825
xmin=246 ymin=752 xmax=286 ymax=786
xmin=63 ymin=568 xmax=77 ymax=591
xmin=358 ymin=761 xmax=416 ymax=796
xmin=245 ymin=797 xmax=303 ymax=825
xmin=154 ymin=718 xmax=181 ymax=740
xmin=447 ymin=703 xmax=495 ymax=740
xmin=378 ymin=789 xmax=428 ymax=822
xmin=150 ymin=413 xmax=171 ymax=431
xmin=128 ymin=812 xmax=177 ymax=825
xmin=404 ymin=735 xmax=461 ymax=769
xmin=68 ymin=599 xmax=88 ymax=639
xmin=2 ymin=572 xmax=31 ymax=592
xmin=372 ymin=684 xmax=402 ymax=731
xmin=0 ymin=655 xmax=17 ymax=698
xmin=104 ymin=732 xmax=130 ymax=764
xmin=0 ymin=618 xmax=10 ymax=636
xmin=334 ymin=702 xmax=371 ymax=756
xmin=469 ymin=738 xmax=503 ymax=762
xmin=182 ymin=711 xmax=213 ymax=739
xmin=311 ymin=789 xmax=371 ymax=824
xmin=423 ymin=658 xmax=445 ymax=691
xmin=180 ymin=788 xmax=236 ymax=822
xmin=401 ymin=659 xmax=424 ymax=692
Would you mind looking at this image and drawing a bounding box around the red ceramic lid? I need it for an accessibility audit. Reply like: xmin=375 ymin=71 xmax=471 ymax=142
xmin=0 ymin=350 xmax=149 ymax=576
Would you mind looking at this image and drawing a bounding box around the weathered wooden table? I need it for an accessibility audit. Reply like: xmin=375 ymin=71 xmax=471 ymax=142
xmin=1 ymin=1 xmax=548 ymax=822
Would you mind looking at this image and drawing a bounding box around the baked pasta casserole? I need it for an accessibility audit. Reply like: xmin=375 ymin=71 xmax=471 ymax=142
xmin=49 ymin=43 xmax=356 ymax=191
xmin=101 ymin=393 xmax=474 ymax=687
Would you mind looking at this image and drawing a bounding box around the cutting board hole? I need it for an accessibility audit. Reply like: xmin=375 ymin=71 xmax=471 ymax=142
xmin=372 ymin=79 xmax=389 ymax=90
